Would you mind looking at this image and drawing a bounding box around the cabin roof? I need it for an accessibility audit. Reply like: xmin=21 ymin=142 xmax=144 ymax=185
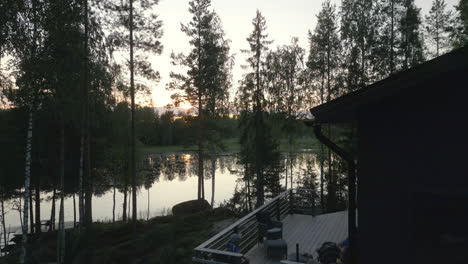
xmin=309 ymin=45 xmax=468 ymax=124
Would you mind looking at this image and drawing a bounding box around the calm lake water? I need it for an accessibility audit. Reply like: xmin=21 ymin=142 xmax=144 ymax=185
xmin=2 ymin=151 xmax=319 ymax=231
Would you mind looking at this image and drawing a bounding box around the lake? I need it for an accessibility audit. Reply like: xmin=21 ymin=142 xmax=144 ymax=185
xmin=2 ymin=151 xmax=319 ymax=232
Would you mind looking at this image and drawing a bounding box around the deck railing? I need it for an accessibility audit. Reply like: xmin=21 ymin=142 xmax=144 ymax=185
xmin=193 ymin=189 xmax=318 ymax=264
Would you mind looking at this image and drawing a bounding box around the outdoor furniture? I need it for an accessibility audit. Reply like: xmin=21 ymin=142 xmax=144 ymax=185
xmin=265 ymin=239 xmax=287 ymax=260
xmin=256 ymin=211 xmax=283 ymax=242
xmin=266 ymin=227 xmax=282 ymax=240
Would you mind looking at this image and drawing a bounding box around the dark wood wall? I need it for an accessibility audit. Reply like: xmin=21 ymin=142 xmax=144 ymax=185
xmin=356 ymin=67 xmax=468 ymax=264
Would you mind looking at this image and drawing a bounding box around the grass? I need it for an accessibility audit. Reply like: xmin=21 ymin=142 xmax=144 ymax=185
xmin=141 ymin=137 xmax=320 ymax=155
xmin=0 ymin=208 xmax=237 ymax=264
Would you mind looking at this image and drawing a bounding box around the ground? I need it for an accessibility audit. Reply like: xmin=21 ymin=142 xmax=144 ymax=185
xmin=0 ymin=208 xmax=237 ymax=264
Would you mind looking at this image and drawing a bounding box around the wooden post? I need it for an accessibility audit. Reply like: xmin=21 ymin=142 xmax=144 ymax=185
xmin=296 ymin=243 xmax=299 ymax=262
xmin=289 ymin=189 xmax=293 ymax=215
xmin=276 ymin=198 xmax=281 ymax=221
xmin=311 ymin=191 xmax=316 ymax=216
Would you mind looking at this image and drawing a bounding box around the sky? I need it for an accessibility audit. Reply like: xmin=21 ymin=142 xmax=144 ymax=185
xmin=149 ymin=0 xmax=459 ymax=107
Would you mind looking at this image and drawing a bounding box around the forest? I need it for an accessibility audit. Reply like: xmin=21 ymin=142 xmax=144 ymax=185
xmin=0 ymin=0 xmax=467 ymax=263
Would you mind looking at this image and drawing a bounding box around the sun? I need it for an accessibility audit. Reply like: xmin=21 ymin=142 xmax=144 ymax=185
xmin=179 ymin=101 xmax=193 ymax=110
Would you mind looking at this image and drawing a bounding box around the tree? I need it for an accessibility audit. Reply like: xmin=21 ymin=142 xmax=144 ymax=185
xmin=425 ymin=0 xmax=453 ymax=57
xmin=374 ymin=0 xmax=404 ymax=76
xmin=106 ymin=0 xmax=163 ymax=226
xmin=5 ymin=1 xmax=47 ymax=262
xmin=450 ymin=0 xmax=468 ymax=47
xmin=308 ymin=0 xmax=342 ymax=210
xmin=0 ymin=0 xmax=20 ymax=105
xmin=265 ymin=37 xmax=306 ymax=189
xmin=399 ymin=0 xmax=425 ymax=70
xmin=238 ymin=10 xmax=278 ymax=208
xmin=39 ymin=1 xmax=87 ymax=261
xmin=168 ymin=0 xmax=231 ymax=200
xmin=341 ymin=0 xmax=379 ymax=91
xmin=79 ymin=0 xmax=89 ymax=231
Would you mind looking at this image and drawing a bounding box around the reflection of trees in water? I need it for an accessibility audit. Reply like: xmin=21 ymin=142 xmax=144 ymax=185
xmin=223 ymin=152 xmax=320 ymax=214
xmin=146 ymin=153 xmax=240 ymax=185
xmin=148 ymin=154 xmax=191 ymax=182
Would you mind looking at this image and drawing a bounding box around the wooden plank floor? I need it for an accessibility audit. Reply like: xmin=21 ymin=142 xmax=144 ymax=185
xmin=245 ymin=211 xmax=348 ymax=264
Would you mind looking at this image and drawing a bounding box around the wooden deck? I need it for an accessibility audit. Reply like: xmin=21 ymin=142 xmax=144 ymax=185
xmin=245 ymin=211 xmax=348 ymax=264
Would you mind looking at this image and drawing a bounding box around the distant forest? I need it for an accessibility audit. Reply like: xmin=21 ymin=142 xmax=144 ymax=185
xmin=0 ymin=0 xmax=467 ymax=263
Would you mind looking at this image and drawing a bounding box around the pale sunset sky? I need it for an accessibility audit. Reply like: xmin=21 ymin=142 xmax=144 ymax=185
xmin=149 ymin=0 xmax=459 ymax=107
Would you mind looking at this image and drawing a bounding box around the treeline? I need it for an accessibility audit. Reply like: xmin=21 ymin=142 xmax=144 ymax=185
xmin=232 ymin=0 xmax=468 ymax=214
xmin=134 ymin=107 xmax=239 ymax=147
xmin=0 ymin=0 xmax=164 ymax=262
xmin=0 ymin=0 xmax=467 ymax=262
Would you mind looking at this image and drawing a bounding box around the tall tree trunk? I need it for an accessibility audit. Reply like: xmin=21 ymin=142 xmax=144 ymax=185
xmin=198 ymin=96 xmax=204 ymax=200
xmin=84 ymin=133 xmax=92 ymax=228
xmin=327 ymin=125 xmax=333 ymax=212
xmin=289 ymin=151 xmax=293 ymax=189
xmin=18 ymin=196 xmax=23 ymax=229
xmin=83 ymin=0 xmax=93 ymax=230
xmin=20 ymin=106 xmax=34 ymax=264
xmin=128 ymin=188 xmax=131 ymax=219
xmin=0 ymin=54 xmax=4 ymax=256
xmin=57 ymin=124 xmax=65 ymax=264
xmin=1 ymin=192 xmax=7 ymax=257
xmin=436 ymin=15 xmax=440 ymax=57
xmin=79 ymin=0 xmax=89 ymax=231
xmin=255 ymin=110 xmax=264 ymax=208
xmin=196 ymin=16 xmax=205 ymax=201
xmin=73 ymin=193 xmax=76 ymax=228
xmin=35 ymin=172 xmax=41 ymax=234
xmin=50 ymin=184 xmax=56 ymax=231
xmin=246 ymin=165 xmax=252 ymax=212
xmin=29 ymin=186 xmax=34 ymax=234
xmin=319 ymin=143 xmax=325 ymax=209
xmin=390 ymin=0 xmax=395 ymax=74
xmin=285 ymin=153 xmax=288 ymax=189
xmin=122 ymin=179 xmax=127 ymax=222
xmin=112 ymin=185 xmax=116 ymax=223
xmin=78 ymin=133 xmax=84 ymax=228
xmin=147 ymin=188 xmax=150 ymax=221
xmin=210 ymin=155 xmax=216 ymax=207
xmin=129 ymin=0 xmax=137 ymax=228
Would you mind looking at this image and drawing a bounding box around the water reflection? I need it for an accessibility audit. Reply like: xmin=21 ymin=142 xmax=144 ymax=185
xmin=2 ymin=152 xmax=319 ymax=230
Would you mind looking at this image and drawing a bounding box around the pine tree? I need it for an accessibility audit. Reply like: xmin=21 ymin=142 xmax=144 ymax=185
xmin=168 ymin=0 xmax=231 ymax=200
xmin=399 ymin=0 xmax=425 ymax=70
xmin=425 ymin=0 xmax=453 ymax=57
xmin=79 ymin=0 xmax=89 ymax=231
xmin=106 ymin=0 xmax=163 ymax=225
xmin=238 ymin=10 xmax=278 ymax=207
xmin=264 ymin=37 xmax=305 ymax=189
xmin=308 ymin=0 xmax=341 ymax=210
xmin=341 ymin=0 xmax=379 ymax=91
xmin=374 ymin=0 xmax=404 ymax=76
xmin=450 ymin=0 xmax=468 ymax=47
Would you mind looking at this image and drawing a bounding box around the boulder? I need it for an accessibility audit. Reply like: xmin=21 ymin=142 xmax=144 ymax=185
xmin=172 ymin=199 xmax=211 ymax=216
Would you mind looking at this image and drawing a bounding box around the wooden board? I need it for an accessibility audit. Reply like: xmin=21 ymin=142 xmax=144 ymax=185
xmin=245 ymin=211 xmax=348 ymax=264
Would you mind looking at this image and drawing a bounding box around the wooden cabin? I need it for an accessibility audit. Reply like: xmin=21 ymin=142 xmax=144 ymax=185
xmin=310 ymin=46 xmax=468 ymax=264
